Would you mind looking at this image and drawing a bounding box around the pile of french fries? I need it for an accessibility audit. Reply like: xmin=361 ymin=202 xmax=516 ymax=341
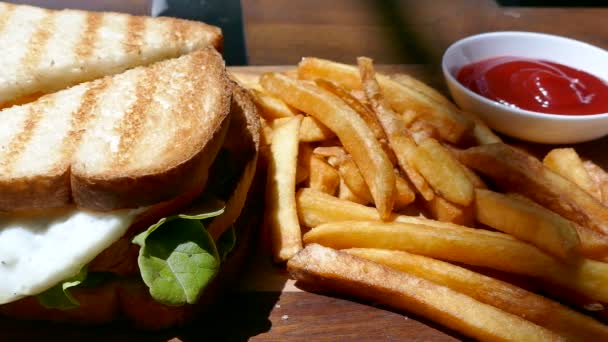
xmin=231 ymin=57 xmax=608 ymax=341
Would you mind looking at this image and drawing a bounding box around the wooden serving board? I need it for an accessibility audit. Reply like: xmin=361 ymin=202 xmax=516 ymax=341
xmin=2 ymin=65 xmax=608 ymax=341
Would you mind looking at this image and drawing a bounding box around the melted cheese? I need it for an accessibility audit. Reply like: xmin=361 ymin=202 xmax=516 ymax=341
xmin=0 ymin=208 xmax=142 ymax=304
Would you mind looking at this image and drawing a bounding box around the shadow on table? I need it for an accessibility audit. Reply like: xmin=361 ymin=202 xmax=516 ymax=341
xmin=0 ymin=264 xmax=284 ymax=342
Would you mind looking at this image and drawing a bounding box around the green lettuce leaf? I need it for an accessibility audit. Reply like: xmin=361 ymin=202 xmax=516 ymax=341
xmin=36 ymin=267 xmax=88 ymax=310
xmin=132 ymin=205 xmax=225 ymax=306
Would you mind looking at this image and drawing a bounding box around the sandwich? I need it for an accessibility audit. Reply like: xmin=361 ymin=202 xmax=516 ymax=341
xmin=0 ymin=2 xmax=222 ymax=108
xmin=0 ymin=47 xmax=261 ymax=329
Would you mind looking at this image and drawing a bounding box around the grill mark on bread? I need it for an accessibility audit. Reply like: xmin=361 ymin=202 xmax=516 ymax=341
xmin=124 ymin=15 xmax=145 ymax=54
xmin=21 ymin=10 xmax=53 ymax=74
xmin=75 ymin=12 xmax=102 ymax=59
xmin=60 ymin=78 xmax=111 ymax=167
xmin=112 ymin=68 xmax=158 ymax=167
xmin=0 ymin=3 xmax=15 ymax=35
xmin=172 ymin=52 xmax=208 ymax=142
xmin=1 ymin=99 xmax=51 ymax=173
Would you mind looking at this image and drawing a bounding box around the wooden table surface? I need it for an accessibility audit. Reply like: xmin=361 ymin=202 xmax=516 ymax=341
xmin=3 ymin=1 xmax=608 ymax=341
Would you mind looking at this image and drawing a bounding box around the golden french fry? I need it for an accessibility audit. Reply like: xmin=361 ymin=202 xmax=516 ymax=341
xmin=409 ymin=138 xmax=474 ymax=206
xmin=336 ymin=156 xmax=373 ymax=204
xmin=408 ymin=119 xmax=439 ymax=144
xmin=459 ymin=110 xmax=502 ymax=145
xmin=314 ymin=146 xmax=373 ymax=203
xmin=309 ymin=155 xmax=340 ymax=196
xmin=390 ymin=73 xmax=457 ymax=109
xmin=425 ymin=194 xmax=475 ymax=226
xmin=507 ymin=193 xmax=608 ymax=260
xmin=299 ymin=57 xmax=473 ymax=144
xmin=393 ymin=174 xmax=415 ymax=210
xmin=265 ymin=115 xmax=303 ymax=262
xmin=259 ymin=117 xmax=274 ymax=146
xmin=315 ymin=79 xmax=396 ymax=164
xmin=544 ymin=148 xmax=602 ymax=200
xmin=316 ymin=147 xmax=413 ymax=209
xmin=313 ymin=146 xmax=347 ymax=159
xmin=303 ymin=220 xmax=608 ymax=303
xmin=475 ymin=189 xmax=580 ymax=260
xmin=250 ymin=88 xmax=299 ymax=119
xmin=583 ymin=160 xmax=608 ymax=205
xmin=288 ymin=244 xmax=560 ymax=342
xmin=357 ymin=57 xmax=433 ymax=201
xmin=261 ymin=72 xmax=395 ymax=219
xmin=315 ymin=79 xmax=385 ymax=141
xmin=299 ymin=116 xmax=335 ymax=142
xmin=271 ymin=116 xmax=334 ymax=143
xmin=461 ymin=143 xmax=608 ymax=236
xmin=337 ymin=178 xmax=367 ymax=205
xmin=297 ymin=188 xmax=468 ymax=230
xmin=229 ymin=71 xmax=262 ymax=91
xmin=346 ymin=248 xmax=608 ymax=340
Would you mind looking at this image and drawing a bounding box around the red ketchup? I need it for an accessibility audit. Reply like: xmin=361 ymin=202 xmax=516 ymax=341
xmin=457 ymin=56 xmax=608 ymax=115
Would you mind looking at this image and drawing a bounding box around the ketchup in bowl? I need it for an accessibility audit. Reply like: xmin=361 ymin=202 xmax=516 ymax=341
xmin=456 ymin=56 xmax=608 ymax=115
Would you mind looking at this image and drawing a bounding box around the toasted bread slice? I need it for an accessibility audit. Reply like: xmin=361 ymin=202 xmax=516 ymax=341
xmin=0 ymin=47 xmax=232 ymax=211
xmin=0 ymin=2 xmax=222 ymax=107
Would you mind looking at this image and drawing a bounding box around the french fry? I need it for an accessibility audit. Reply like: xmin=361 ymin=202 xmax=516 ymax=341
xmin=475 ymin=189 xmax=580 ymax=260
xmin=315 ymin=79 xmax=396 ymax=164
xmin=259 ymin=117 xmax=274 ymax=146
xmin=387 ymin=73 xmax=499 ymax=145
xmin=459 ymin=110 xmax=502 ymax=145
xmin=425 ymin=194 xmax=475 ymax=226
xmin=393 ymin=174 xmax=415 ymax=210
xmin=229 ymin=71 xmax=262 ymax=91
xmin=250 ymin=88 xmax=299 ymax=119
xmin=409 ymin=138 xmax=474 ymax=206
xmin=303 ymin=220 xmax=608 ymax=303
xmin=297 ymin=188 xmax=468 ymax=231
xmin=261 ymin=72 xmax=395 ymax=219
xmin=299 ymin=116 xmax=335 ymax=142
xmin=357 ymin=57 xmax=433 ymax=201
xmin=313 ymin=146 xmax=347 ymax=159
xmin=388 ymin=73 xmax=501 ymax=145
xmin=507 ymin=193 xmax=608 ymax=260
xmin=583 ymin=160 xmax=608 ymax=205
xmin=308 ymin=155 xmax=340 ymax=196
xmin=265 ymin=115 xmax=303 ymax=262
xmin=461 ymin=143 xmax=608 ymax=235
xmin=390 ymin=73 xmax=457 ymax=109
xmin=288 ymin=244 xmax=561 ymax=342
xmin=346 ymin=248 xmax=608 ymax=340
xmin=315 ymin=147 xmax=375 ymax=204
xmin=337 ymin=178 xmax=367 ymax=205
xmin=298 ymin=57 xmax=473 ymax=144
xmin=295 ymin=143 xmax=311 ymax=185
xmin=408 ymin=119 xmax=439 ymax=144
xmin=315 ymin=79 xmax=386 ymax=142
xmin=544 ymin=148 xmax=602 ymax=200
xmin=336 ymin=156 xmax=373 ymax=204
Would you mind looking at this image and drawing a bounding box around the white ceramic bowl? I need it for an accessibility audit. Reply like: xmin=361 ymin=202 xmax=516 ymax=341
xmin=442 ymin=31 xmax=608 ymax=144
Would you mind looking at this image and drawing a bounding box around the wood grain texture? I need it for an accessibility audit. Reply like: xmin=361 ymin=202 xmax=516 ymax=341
xmin=242 ymin=0 xmax=608 ymax=66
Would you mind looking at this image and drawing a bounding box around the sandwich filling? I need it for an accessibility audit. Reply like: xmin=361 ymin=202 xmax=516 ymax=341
xmin=0 ymin=208 xmax=143 ymax=304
